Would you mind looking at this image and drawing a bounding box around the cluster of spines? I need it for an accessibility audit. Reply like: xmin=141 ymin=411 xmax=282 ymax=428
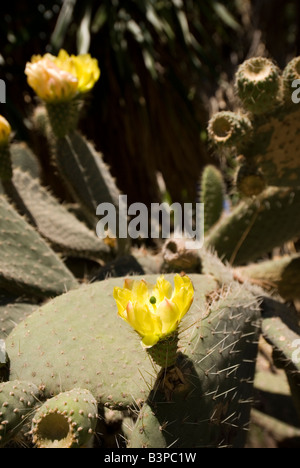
xmin=0 ymin=380 xmax=39 ymax=447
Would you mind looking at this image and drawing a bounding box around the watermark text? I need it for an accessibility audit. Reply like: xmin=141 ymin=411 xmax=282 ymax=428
xmin=96 ymin=196 xmax=204 ymax=249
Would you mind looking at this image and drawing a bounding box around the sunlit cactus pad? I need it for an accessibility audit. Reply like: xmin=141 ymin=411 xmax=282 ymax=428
xmin=6 ymin=275 xmax=217 ymax=409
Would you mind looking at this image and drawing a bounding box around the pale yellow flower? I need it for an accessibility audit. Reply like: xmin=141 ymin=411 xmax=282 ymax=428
xmin=25 ymin=49 xmax=100 ymax=102
xmin=0 ymin=115 xmax=11 ymax=145
xmin=25 ymin=50 xmax=100 ymax=102
xmin=25 ymin=58 xmax=78 ymax=102
xmin=113 ymin=275 xmax=194 ymax=348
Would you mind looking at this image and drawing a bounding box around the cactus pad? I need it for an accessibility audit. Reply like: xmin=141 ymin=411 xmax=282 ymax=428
xmin=0 ymin=195 xmax=78 ymax=298
xmin=31 ymin=388 xmax=98 ymax=448
xmin=130 ymin=281 xmax=261 ymax=448
xmin=0 ymin=380 xmax=39 ymax=447
xmin=6 ymin=275 xmax=217 ymax=409
xmin=209 ymin=56 xmax=300 ymax=190
xmin=11 ymin=169 xmax=110 ymax=260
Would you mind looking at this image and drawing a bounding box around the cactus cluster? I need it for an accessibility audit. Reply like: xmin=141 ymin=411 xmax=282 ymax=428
xmin=2 ymin=271 xmax=262 ymax=448
xmin=208 ymin=57 xmax=300 ymax=192
xmin=0 ymin=53 xmax=300 ymax=448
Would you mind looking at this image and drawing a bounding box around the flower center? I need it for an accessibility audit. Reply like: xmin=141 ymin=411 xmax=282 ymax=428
xmin=149 ymin=296 xmax=157 ymax=305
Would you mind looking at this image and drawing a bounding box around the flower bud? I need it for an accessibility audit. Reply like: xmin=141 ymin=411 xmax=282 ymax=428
xmin=0 ymin=116 xmax=11 ymax=146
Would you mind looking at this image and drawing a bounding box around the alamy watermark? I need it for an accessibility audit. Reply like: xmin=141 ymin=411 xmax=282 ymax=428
xmin=292 ymin=79 xmax=300 ymax=104
xmin=96 ymin=196 xmax=204 ymax=249
xmin=0 ymin=80 xmax=6 ymax=103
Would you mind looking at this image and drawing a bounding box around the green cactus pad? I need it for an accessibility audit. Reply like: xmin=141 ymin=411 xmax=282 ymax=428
xmin=199 ymin=249 xmax=235 ymax=285
xmin=46 ymin=99 xmax=82 ymax=139
xmin=0 ymin=195 xmax=78 ymax=298
xmin=262 ymin=316 xmax=300 ymax=374
xmin=208 ymin=111 xmax=252 ymax=149
xmin=0 ymin=380 xmax=39 ymax=447
xmin=6 ymin=275 xmax=217 ymax=409
xmin=236 ymin=163 xmax=266 ymax=197
xmin=146 ymin=332 xmax=179 ymax=368
xmin=31 ymin=388 xmax=98 ymax=448
xmin=205 ymin=187 xmax=300 ymax=265
xmin=10 ymin=143 xmax=41 ymax=179
xmin=282 ymin=56 xmax=300 ymax=103
xmin=54 ymin=131 xmax=128 ymax=253
xmin=11 ymin=169 xmax=110 ymax=260
xmin=249 ymin=108 xmax=300 ymax=188
xmin=0 ymin=340 xmax=6 ymax=366
xmin=0 ymin=291 xmax=38 ymax=339
xmin=261 ymin=299 xmax=300 ymax=419
xmin=235 ymin=57 xmax=281 ymax=114
xmin=129 ymin=282 xmax=261 ymax=448
xmin=236 ymin=255 xmax=300 ymax=301
xmin=209 ymin=56 xmax=300 ymax=189
xmin=199 ymin=165 xmax=225 ymax=233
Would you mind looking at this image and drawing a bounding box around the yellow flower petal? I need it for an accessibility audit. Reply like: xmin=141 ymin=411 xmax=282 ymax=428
xmin=54 ymin=50 xmax=100 ymax=93
xmin=57 ymin=49 xmax=70 ymax=62
xmin=0 ymin=116 xmax=11 ymax=145
xmin=131 ymin=279 xmax=151 ymax=305
xmin=123 ymin=278 xmax=134 ymax=291
xmin=156 ymin=298 xmax=180 ymax=335
xmin=141 ymin=335 xmax=160 ymax=349
xmin=172 ymin=274 xmax=194 ymax=320
xmin=113 ymin=287 xmax=132 ymax=316
xmin=113 ymin=275 xmax=194 ymax=349
xmin=174 ymin=274 xmax=193 ymax=294
xmin=126 ymin=301 xmax=162 ymax=337
xmin=152 ymin=276 xmax=173 ymax=303
xmin=72 ymin=54 xmax=101 ymax=93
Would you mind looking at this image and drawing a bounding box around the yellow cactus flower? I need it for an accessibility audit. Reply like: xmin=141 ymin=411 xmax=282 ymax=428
xmin=26 ymin=50 xmax=100 ymax=101
xmin=113 ymin=275 xmax=194 ymax=349
xmin=55 ymin=50 xmax=100 ymax=93
xmin=0 ymin=115 xmax=11 ymax=145
xmin=25 ymin=58 xmax=78 ymax=102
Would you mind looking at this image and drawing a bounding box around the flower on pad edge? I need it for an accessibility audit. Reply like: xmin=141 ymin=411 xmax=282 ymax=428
xmin=113 ymin=275 xmax=194 ymax=348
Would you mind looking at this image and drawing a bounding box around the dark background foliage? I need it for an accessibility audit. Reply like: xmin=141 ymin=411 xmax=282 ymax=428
xmin=0 ymin=0 xmax=299 ymax=205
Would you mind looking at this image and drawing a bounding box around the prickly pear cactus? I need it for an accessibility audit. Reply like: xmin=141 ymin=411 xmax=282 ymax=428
xmin=31 ymin=388 xmax=98 ymax=448
xmin=208 ymin=57 xmax=300 ymax=192
xmin=0 ymin=380 xmax=39 ymax=447
xmin=205 ymin=186 xmax=300 ymax=265
xmin=261 ymin=298 xmax=300 ymax=421
xmin=3 ymin=272 xmax=262 ymax=448
xmin=235 ymin=255 xmax=300 ymax=301
xmin=0 ymin=292 xmax=37 ymax=339
xmin=129 ymin=281 xmax=261 ymax=448
xmin=53 ymin=131 xmax=129 ymax=254
xmin=6 ymin=275 xmax=216 ymax=405
xmin=0 ymin=195 xmax=78 ymax=298
xmin=0 ymin=46 xmax=299 ymax=449
xmin=199 ymin=165 xmax=225 ymax=233
xmin=10 ymin=169 xmax=110 ymax=260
